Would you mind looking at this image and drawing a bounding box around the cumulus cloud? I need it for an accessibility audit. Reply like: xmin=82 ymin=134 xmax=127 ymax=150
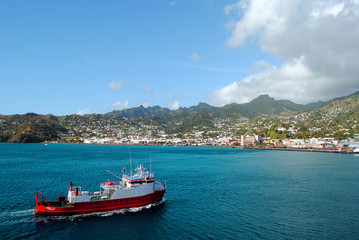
xmin=252 ymin=60 xmax=271 ymax=72
xmin=77 ymin=108 xmax=91 ymax=115
xmin=167 ymin=101 xmax=180 ymax=110
xmin=211 ymin=57 xmax=327 ymax=105
xmin=112 ymin=100 xmax=129 ymax=110
xmin=109 ymin=80 xmax=123 ymax=91
xmin=144 ymin=87 xmax=154 ymax=94
xmin=211 ymin=0 xmax=359 ymax=105
xmin=166 ymin=92 xmax=183 ymax=110
xmin=190 ymin=53 xmax=201 ymax=61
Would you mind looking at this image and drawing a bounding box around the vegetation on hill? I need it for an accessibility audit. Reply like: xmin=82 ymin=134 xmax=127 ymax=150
xmin=0 ymin=91 xmax=358 ymax=143
xmin=106 ymin=94 xmax=325 ymax=119
xmin=0 ymin=113 xmax=67 ymax=143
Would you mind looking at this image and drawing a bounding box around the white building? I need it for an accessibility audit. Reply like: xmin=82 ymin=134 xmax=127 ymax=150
xmin=241 ymin=135 xmax=260 ymax=147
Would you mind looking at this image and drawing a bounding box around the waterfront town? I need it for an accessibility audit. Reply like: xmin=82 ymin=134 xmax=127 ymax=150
xmin=1 ymin=92 xmax=359 ymax=153
xmin=58 ymin=111 xmax=359 ymax=153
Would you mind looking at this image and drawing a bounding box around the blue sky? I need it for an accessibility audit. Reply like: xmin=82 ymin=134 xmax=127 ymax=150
xmin=1 ymin=0 xmax=358 ymax=115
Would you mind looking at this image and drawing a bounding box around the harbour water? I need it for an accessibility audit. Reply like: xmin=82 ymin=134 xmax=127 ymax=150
xmin=0 ymin=143 xmax=358 ymax=239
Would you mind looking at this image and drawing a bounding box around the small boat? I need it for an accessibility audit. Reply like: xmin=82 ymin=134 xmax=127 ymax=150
xmin=335 ymin=146 xmax=359 ymax=154
xmin=34 ymin=164 xmax=166 ymax=215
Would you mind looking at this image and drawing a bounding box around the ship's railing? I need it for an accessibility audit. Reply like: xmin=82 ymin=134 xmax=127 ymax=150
xmin=100 ymin=181 xmax=122 ymax=188
xmin=123 ymin=171 xmax=154 ymax=180
xmin=153 ymin=181 xmax=166 ymax=192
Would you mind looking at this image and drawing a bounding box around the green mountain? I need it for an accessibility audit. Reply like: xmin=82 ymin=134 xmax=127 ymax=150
xmin=107 ymin=94 xmax=325 ymax=119
xmin=316 ymin=91 xmax=359 ymax=120
xmin=104 ymin=94 xmax=328 ymax=134
xmin=0 ymin=113 xmax=67 ymax=143
xmin=236 ymin=95 xmax=325 ymax=117
xmin=1 ymin=91 xmax=359 ymax=142
xmin=234 ymin=95 xmax=293 ymax=117
xmin=107 ymin=105 xmax=172 ymax=118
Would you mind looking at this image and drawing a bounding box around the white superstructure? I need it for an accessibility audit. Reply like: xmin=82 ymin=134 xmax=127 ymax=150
xmin=67 ymin=164 xmax=166 ymax=204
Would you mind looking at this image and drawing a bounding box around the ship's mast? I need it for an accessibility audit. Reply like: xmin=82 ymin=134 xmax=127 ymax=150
xmin=150 ymin=154 xmax=152 ymax=177
xmin=128 ymin=146 xmax=132 ymax=176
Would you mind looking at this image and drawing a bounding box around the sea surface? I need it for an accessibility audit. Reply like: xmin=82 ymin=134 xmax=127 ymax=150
xmin=0 ymin=143 xmax=359 ymax=239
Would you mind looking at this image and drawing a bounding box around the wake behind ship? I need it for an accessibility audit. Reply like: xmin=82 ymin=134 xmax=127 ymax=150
xmin=34 ymin=164 xmax=166 ymax=215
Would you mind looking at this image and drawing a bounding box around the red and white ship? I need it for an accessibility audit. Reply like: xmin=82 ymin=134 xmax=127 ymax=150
xmin=34 ymin=164 xmax=166 ymax=215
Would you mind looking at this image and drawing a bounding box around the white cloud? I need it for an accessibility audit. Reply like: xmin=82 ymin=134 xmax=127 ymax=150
xmin=168 ymin=93 xmax=184 ymax=99
xmin=211 ymin=0 xmax=359 ymax=105
xmin=166 ymin=92 xmax=183 ymax=110
xmin=109 ymin=80 xmax=123 ymax=91
xmin=144 ymin=87 xmax=154 ymax=94
xmin=77 ymin=108 xmax=91 ymax=115
xmin=211 ymin=57 xmax=325 ymax=105
xmin=311 ymin=2 xmax=344 ymax=19
xmin=190 ymin=53 xmax=201 ymax=61
xmin=252 ymin=60 xmax=271 ymax=72
xmin=224 ymin=1 xmax=246 ymax=15
xmin=169 ymin=1 xmax=175 ymax=7
xmin=167 ymin=101 xmax=180 ymax=110
xmin=112 ymin=100 xmax=129 ymax=110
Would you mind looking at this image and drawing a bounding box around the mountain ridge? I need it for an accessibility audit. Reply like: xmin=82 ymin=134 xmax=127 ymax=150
xmin=106 ymin=94 xmax=328 ymax=119
xmin=1 ymin=91 xmax=359 ymax=143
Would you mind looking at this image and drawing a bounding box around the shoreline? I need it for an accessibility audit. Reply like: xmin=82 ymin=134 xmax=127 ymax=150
xmin=50 ymin=142 xmax=340 ymax=154
xmin=243 ymin=146 xmax=337 ymax=153
xmin=1 ymin=141 xmax=347 ymax=154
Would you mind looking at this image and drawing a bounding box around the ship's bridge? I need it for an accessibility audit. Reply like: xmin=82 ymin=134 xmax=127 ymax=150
xmin=122 ymin=164 xmax=155 ymax=185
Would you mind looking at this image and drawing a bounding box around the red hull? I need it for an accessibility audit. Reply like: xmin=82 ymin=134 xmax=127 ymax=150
xmin=35 ymin=190 xmax=165 ymax=216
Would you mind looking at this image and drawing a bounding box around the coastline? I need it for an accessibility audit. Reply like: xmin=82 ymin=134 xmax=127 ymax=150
xmin=40 ymin=141 xmax=342 ymax=154
xmin=2 ymin=141 xmax=349 ymax=154
xmin=243 ymin=146 xmax=337 ymax=153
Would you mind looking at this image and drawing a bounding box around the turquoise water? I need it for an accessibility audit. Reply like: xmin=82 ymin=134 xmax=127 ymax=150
xmin=0 ymin=143 xmax=359 ymax=239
